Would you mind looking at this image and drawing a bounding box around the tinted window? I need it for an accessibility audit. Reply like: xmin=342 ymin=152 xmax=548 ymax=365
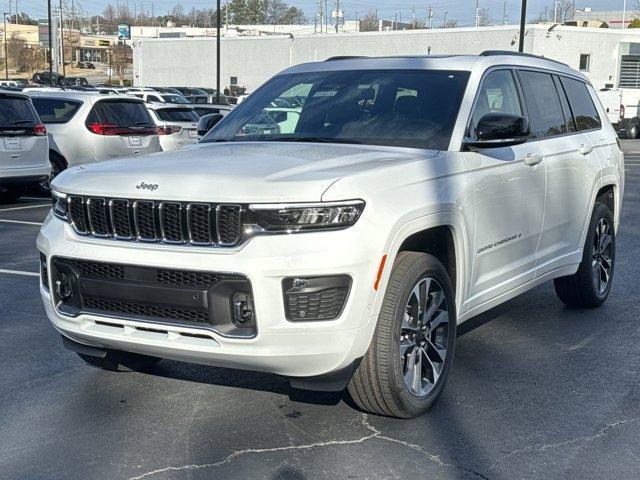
xmin=87 ymin=100 xmax=153 ymax=127
xmin=146 ymin=95 xmax=161 ymax=102
xmin=560 ymin=77 xmax=601 ymax=131
xmin=205 ymin=69 xmax=470 ymax=150
xmin=194 ymin=107 xmax=220 ymax=116
xmin=161 ymin=94 xmax=190 ymax=104
xmin=155 ymin=108 xmax=199 ymax=122
xmin=470 ymin=69 xmax=522 ymax=135
xmin=32 ymin=98 xmax=82 ymax=124
xmin=552 ymin=76 xmax=576 ymax=133
xmin=0 ymin=96 xmax=39 ymax=127
xmin=518 ymin=71 xmax=566 ymax=138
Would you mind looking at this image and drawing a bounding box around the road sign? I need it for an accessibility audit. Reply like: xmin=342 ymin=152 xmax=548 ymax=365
xmin=117 ymin=24 xmax=131 ymax=40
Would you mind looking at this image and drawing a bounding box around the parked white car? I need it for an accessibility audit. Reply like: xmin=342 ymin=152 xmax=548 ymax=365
xmin=146 ymin=103 xmax=199 ymax=151
xmin=0 ymin=90 xmax=50 ymax=202
xmin=27 ymin=91 xmax=162 ymax=175
xmin=39 ymin=53 xmax=623 ymax=418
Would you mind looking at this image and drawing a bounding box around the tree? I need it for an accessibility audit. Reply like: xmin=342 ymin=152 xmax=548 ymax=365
xmin=264 ymin=0 xmax=288 ymax=24
xmin=282 ymin=6 xmax=306 ymax=25
xmin=409 ymin=19 xmax=427 ymax=29
xmin=5 ymin=36 xmax=44 ymax=74
xmin=553 ymin=0 xmax=574 ymax=22
xmin=628 ymin=18 xmax=640 ymax=28
xmin=477 ymin=8 xmax=492 ymax=26
xmin=360 ymin=9 xmax=379 ymax=32
xmin=444 ymin=19 xmax=458 ymax=28
xmin=108 ymin=44 xmax=132 ymax=86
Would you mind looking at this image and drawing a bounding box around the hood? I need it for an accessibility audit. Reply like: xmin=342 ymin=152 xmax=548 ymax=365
xmin=53 ymin=142 xmax=438 ymax=203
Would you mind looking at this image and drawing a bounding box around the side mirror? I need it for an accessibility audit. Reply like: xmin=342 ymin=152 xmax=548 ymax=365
xmin=464 ymin=113 xmax=530 ymax=149
xmin=197 ymin=113 xmax=223 ymax=137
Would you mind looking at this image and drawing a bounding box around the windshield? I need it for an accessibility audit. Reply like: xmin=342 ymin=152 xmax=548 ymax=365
xmin=155 ymin=108 xmax=199 ymax=122
xmin=161 ymin=94 xmax=190 ymax=104
xmin=87 ymin=100 xmax=154 ymax=127
xmin=0 ymin=96 xmax=39 ymax=127
xmin=203 ymin=69 xmax=469 ymax=149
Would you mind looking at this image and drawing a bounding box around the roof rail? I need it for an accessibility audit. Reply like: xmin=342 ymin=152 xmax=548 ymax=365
xmin=480 ymin=50 xmax=568 ymax=67
xmin=325 ymin=56 xmax=368 ymax=61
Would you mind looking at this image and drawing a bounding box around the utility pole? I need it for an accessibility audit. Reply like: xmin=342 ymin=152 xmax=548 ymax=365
xmin=216 ymin=0 xmax=220 ymax=103
xmin=60 ymin=0 xmax=65 ymax=76
xmin=475 ymin=0 xmax=479 ymax=27
xmin=622 ymin=0 xmax=627 ymax=29
xmin=411 ymin=5 xmax=415 ymax=28
xmin=503 ymin=0 xmax=507 ymax=24
xmin=518 ymin=0 xmax=527 ymax=52
xmin=443 ymin=10 xmax=447 ymax=27
xmin=325 ymin=0 xmax=328 ymax=33
xmin=334 ymin=0 xmax=340 ymax=33
xmin=553 ymin=0 xmax=559 ymax=22
xmin=427 ymin=6 xmax=433 ymax=29
xmin=14 ymin=0 xmax=18 ymax=24
xmin=3 ymin=12 xmax=9 ymax=80
xmin=48 ymin=0 xmax=53 ymax=85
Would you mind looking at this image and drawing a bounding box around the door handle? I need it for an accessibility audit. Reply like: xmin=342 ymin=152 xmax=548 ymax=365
xmin=524 ymin=153 xmax=543 ymax=166
xmin=578 ymin=144 xmax=593 ymax=155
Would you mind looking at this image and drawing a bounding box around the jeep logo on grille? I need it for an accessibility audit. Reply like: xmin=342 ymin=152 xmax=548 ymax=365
xmin=136 ymin=182 xmax=158 ymax=191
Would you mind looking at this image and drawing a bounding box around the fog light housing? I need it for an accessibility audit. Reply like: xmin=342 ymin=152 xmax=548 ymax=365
xmin=282 ymin=275 xmax=352 ymax=321
xmin=40 ymin=253 xmax=49 ymax=291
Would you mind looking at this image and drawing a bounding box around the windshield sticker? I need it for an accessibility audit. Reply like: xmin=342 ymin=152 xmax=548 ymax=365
xmin=313 ymin=90 xmax=338 ymax=98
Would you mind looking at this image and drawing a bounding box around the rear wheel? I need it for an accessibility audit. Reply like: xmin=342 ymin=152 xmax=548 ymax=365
xmin=78 ymin=350 xmax=161 ymax=372
xmin=554 ymin=202 xmax=615 ymax=308
xmin=348 ymin=252 xmax=456 ymax=418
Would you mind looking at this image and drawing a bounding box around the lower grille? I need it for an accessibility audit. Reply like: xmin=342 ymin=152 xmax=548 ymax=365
xmin=83 ymin=296 xmax=209 ymax=323
xmin=51 ymin=258 xmax=256 ymax=338
xmin=283 ymin=275 xmax=351 ymax=321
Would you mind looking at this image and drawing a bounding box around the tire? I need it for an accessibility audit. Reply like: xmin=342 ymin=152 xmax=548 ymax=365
xmin=348 ymin=252 xmax=457 ymax=419
xmin=554 ymin=202 xmax=615 ymax=308
xmin=626 ymin=121 xmax=639 ymax=139
xmin=78 ymin=350 xmax=161 ymax=372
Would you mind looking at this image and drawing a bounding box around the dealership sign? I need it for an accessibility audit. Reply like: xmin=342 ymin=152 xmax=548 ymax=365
xmin=118 ymin=24 xmax=131 ymax=40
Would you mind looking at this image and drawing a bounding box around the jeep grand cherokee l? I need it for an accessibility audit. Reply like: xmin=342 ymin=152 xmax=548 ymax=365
xmin=38 ymin=52 xmax=624 ymax=418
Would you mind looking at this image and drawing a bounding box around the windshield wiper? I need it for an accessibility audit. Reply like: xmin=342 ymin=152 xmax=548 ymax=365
xmin=261 ymin=136 xmax=361 ymax=144
xmin=10 ymin=120 xmax=34 ymax=125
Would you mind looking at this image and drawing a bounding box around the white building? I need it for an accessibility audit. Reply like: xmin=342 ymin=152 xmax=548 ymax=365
xmin=133 ymin=24 xmax=640 ymax=92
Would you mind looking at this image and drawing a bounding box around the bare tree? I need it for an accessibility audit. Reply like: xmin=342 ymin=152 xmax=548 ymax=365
xmin=108 ymin=44 xmax=132 ymax=86
xmin=444 ymin=18 xmax=458 ymax=28
xmin=360 ymin=9 xmax=379 ymax=32
xmin=409 ymin=19 xmax=427 ymax=29
xmin=6 ymin=36 xmax=43 ymax=75
xmin=264 ymin=0 xmax=288 ymax=24
xmin=554 ymin=0 xmax=574 ymax=22
xmin=477 ymin=8 xmax=492 ymax=26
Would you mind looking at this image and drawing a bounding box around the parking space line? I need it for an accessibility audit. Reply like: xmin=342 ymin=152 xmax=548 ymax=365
xmin=0 ymin=269 xmax=39 ymax=277
xmin=0 ymin=219 xmax=43 ymax=226
xmin=0 ymin=204 xmax=50 ymax=212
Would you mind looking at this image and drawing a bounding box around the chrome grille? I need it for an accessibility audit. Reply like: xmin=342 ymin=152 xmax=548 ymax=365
xmin=65 ymin=196 xmax=243 ymax=247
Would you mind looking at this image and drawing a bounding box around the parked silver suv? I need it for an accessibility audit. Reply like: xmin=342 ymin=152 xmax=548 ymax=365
xmin=0 ymin=90 xmax=50 ymax=202
xmin=27 ymin=91 xmax=161 ymax=175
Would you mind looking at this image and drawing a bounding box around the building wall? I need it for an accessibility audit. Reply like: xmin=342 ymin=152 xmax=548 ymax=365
xmin=133 ymin=25 xmax=640 ymax=91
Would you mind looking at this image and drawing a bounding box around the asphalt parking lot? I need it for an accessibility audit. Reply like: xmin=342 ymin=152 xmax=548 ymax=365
xmin=1 ymin=142 xmax=639 ymax=480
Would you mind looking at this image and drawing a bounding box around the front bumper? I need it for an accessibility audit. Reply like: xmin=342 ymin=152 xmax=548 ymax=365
xmin=38 ymin=213 xmax=386 ymax=378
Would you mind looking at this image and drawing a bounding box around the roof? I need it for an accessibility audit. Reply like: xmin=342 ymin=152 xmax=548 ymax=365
xmin=145 ymin=101 xmax=194 ymax=110
xmin=0 ymin=88 xmax=28 ymax=98
xmin=283 ymin=52 xmax=588 ymax=83
xmin=23 ymin=90 xmax=145 ymax=102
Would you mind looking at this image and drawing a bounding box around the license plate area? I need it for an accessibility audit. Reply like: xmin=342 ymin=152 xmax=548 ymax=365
xmin=4 ymin=137 xmax=21 ymax=150
xmin=128 ymin=136 xmax=142 ymax=147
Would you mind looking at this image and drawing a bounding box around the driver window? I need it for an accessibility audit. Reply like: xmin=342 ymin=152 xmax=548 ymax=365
xmin=470 ymin=70 xmax=522 ymax=137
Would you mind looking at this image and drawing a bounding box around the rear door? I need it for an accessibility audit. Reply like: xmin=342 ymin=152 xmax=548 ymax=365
xmin=86 ymin=99 xmax=161 ymax=161
xmin=534 ymin=74 xmax=603 ymax=274
xmin=0 ymin=94 xmax=48 ymax=171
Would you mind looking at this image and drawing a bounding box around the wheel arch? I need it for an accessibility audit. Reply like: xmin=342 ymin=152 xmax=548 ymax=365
xmin=372 ymin=211 xmax=471 ymax=322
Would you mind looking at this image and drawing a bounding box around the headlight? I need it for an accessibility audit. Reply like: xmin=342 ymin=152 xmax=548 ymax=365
xmin=51 ymin=189 xmax=68 ymax=220
xmin=248 ymin=200 xmax=365 ymax=233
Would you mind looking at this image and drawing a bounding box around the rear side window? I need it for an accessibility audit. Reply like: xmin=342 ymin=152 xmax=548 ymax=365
xmin=517 ymin=71 xmax=567 ymax=139
xmin=32 ymin=98 xmax=82 ymax=124
xmin=155 ymin=108 xmax=199 ymax=122
xmin=560 ymin=77 xmax=602 ymax=131
xmin=87 ymin=100 xmax=154 ymax=127
xmin=552 ymin=76 xmax=577 ymax=133
xmin=0 ymin=96 xmax=39 ymax=127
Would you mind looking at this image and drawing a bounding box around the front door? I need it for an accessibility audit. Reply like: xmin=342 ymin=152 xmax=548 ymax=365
xmin=465 ymin=69 xmax=546 ymax=310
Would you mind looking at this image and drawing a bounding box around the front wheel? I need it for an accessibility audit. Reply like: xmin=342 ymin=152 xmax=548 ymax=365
xmin=554 ymin=202 xmax=615 ymax=308
xmin=348 ymin=252 xmax=456 ymax=418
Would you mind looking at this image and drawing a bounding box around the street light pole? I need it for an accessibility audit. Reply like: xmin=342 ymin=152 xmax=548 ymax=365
xmin=518 ymin=0 xmax=527 ymax=52
xmin=216 ymin=0 xmax=220 ymax=103
xmin=60 ymin=0 xmax=65 ymax=76
xmin=3 ymin=13 xmax=9 ymax=80
xmin=47 ymin=0 xmax=53 ymax=86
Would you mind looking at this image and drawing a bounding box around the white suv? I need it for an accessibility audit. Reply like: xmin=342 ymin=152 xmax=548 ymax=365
xmin=0 ymin=90 xmax=50 ymax=202
xmin=38 ymin=53 xmax=624 ymax=418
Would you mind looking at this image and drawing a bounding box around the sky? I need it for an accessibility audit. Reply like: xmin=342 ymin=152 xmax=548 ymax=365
xmin=11 ymin=0 xmax=624 ymax=28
